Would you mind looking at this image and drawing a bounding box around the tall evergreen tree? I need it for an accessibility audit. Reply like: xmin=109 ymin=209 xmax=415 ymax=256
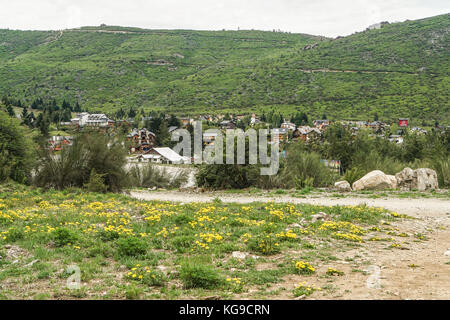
xmin=6 ymin=104 xmax=15 ymax=117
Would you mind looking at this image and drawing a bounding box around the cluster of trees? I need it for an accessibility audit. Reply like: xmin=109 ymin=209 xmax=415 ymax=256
xmin=1 ymin=95 xmax=84 ymax=136
xmin=196 ymin=124 xmax=450 ymax=189
xmin=0 ymin=110 xmax=35 ymax=184
xmin=34 ymin=132 xmax=128 ymax=192
xmin=1 ymin=99 xmax=449 ymax=193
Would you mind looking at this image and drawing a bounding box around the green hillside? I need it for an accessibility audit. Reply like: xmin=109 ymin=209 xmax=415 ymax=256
xmin=0 ymin=14 xmax=449 ymax=123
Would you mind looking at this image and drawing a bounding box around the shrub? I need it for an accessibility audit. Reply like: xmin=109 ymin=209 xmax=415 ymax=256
xmin=52 ymin=227 xmax=77 ymax=247
xmin=279 ymin=145 xmax=334 ymax=188
xmin=116 ymin=237 xmax=148 ymax=257
xmin=129 ymin=164 xmax=187 ymax=189
xmin=97 ymin=228 xmax=120 ymax=242
xmin=34 ymin=132 xmax=129 ymax=192
xmin=125 ymin=285 xmax=143 ymax=300
xmin=179 ymin=262 xmax=223 ymax=289
xmin=5 ymin=227 xmax=24 ymax=242
xmin=293 ymin=260 xmax=316 ymax=275
xmin=84 ymin=169 xmax=108 ymax=193
xmin=350 ymin=150 xmax=404 ymax=175
xmin=343 ymin=167 xmax=365 ymax=185
xmin=293 ymin=282 xmax=319 ymax=297
xmin=169 ymin=235 xmax=195 ymax=253
xmin=196 ymin=163 xmax=260 ymax=190
xmin=126 ymin=264 xmax=167 ymax=286
xmin=0 ymin=110 xmax=35 ymax=183
xmin=247 ymin=234 xmax=281 ymax=255
xmin=430 ymin=156 xmax=450 ymax=188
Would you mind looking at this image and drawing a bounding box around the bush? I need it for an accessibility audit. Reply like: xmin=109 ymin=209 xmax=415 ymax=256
xmin=125 ymin=285 xmax=143 ymax=300
xmin=0 ymin=110 xmax=35 ymax=183
xmin=129 ymin=164 xmax=187 ymax=189
xmin=169 ymin=235 xmax=195 ymax=253
xmin=179 ymin=262 xmax=223 ymax=289
xmin=52 ymin=227 xmax=77 ymax=247
xmin=279 ymin=145 xmax=335 ymax=188
xmin=34 ymin=132 xmax=129 ymax=192
xmin=343 ymin=167 xmax=365 ymax=185
xmin=196 ymin=163 xmax=260 ymax=190
xmin=116 ymin=237 xmax=148 ymax=257
xmin=430 ymin=156 xmax=450 ymax=188
xmin=247 ymin=234 xmax=281 ymax=255
xmin=84 ymin=169 xmax=108 ymax=193
xmin=97 ymin=229 xmax=120 ymax=242
xmin=126 ymin=264 xmax=167 ymax=286
xmin=5 ymin=227 xmax=24 ymax=242
xmin=350 ymin=150 xmax=404 ymax=175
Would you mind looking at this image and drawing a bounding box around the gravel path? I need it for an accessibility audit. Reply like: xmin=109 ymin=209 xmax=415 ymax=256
xmin=129 ymin=190 xmax=450 ymax=217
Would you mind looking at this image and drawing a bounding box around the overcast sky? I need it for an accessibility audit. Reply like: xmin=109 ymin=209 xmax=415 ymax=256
xmin=0 ymin=0 xmax=448 ymax=37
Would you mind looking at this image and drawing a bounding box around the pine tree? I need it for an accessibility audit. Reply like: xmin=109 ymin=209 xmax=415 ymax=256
xmin=128 ymin=107 xmax=136 ymax=119
xmin=6 ymin=104 xmax=15 ymax=117
xmin=21 ymin=106 xmax=28 ymax=120
xmin=39 ymin=115 xmax=50 ymax=136
xmin=168 ymin=114 xmax=181 ymax=127
xmin=156 ymin=120 xmax=170 ymax=146
xmin=74 ymin=101 xmax=82 ymax=112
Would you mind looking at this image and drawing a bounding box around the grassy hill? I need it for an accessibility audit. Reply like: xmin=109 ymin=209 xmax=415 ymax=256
xmin=0 ymin=14 xmax=449 ymax=123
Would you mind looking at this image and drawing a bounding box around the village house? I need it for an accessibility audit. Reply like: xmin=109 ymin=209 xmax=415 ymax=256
xmin=280 ymin=121 xmax=296 ymax=131
xmin=235 ymin=114 xmax=247 ymax=121
xmin=203 ymin=132 xmax=218 ymax=146
xmin=144 ymin=147 xmax=190 ymax=164
xmin=410 ymin=127 xmax=428 ymax=135
xmin=180 ymin=117 xmax=193 ymax=127
xmin=71 ymin=112 xmax=114 ymax=128
xmin=128 ymin=128 xmax=156 ymax=154
xmin=220 ymin=120 xmax=236 ymax=130
xmin=367 ymin=121 xmax=387 ymax=133
xmin=271 ymin=128 xmax=289 ymax=142
xmin=292 ymin=126 xmax=321 ymax=142
xmin=48 ymin=136 xmax=73 ymax=152
xmin=168 ymin=126 xmax=179 ymax=134
xmin=313 ymin=119 xmax=330 ymax=130
xmin=388 ymin=135 xmax=404 ymax=144
xmin=250 ymin=113 xmax=261 ymax=126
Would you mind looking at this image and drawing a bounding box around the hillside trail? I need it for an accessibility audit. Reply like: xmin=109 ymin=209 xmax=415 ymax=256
xmin=129 ymin=190 xmax=450 ymax=299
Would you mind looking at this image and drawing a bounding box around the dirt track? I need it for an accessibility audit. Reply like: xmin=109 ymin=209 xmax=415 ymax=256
xmin=129 ymin=190 xmax=450 ymax=299
xmin=129 ymin=190 xmax=449 ymax=217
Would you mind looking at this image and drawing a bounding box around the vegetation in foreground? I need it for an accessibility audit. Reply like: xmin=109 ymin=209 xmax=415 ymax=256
xmin=0 ymin=183 xmax=425 ymax=300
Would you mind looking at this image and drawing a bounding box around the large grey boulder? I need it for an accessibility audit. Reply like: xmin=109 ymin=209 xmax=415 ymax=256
xmin=334 ymin=180 xmax=351 ymax=192
xmin=395 ymin=167 xmax=438 ymax=191
xmin=386 ymin=175 xmax=398 ymax=189
xmin=352 ymin=170 xmax=395 ymax=191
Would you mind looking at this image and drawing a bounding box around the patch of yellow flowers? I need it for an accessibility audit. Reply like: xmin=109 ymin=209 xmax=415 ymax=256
xmin=294 ymin=260 xmax=315 ymax=274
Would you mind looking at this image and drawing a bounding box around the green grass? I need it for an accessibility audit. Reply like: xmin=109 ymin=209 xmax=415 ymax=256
xmin=0 ymin=182 xmax=419 ymax=299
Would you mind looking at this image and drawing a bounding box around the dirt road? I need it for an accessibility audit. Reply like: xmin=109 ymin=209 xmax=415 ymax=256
xmin=129 ymin=190 xmax=449 ymax=217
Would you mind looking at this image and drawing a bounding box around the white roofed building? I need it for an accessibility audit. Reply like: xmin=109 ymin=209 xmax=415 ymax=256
xmin=147 ymin=147 xmax=190 ymax=164
xmin=71 ymin=112 xmax=113 ymax=127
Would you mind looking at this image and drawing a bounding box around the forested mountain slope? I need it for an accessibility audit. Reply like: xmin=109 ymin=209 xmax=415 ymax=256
xmin=0 ymin=14 xmax=448 ymax=122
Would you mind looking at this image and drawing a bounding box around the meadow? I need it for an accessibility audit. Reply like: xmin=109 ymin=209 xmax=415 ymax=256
xmin=0 ymin=182 xmax=422 ymax=300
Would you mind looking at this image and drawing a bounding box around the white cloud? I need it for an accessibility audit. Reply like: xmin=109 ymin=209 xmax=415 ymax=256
xmin=0 ymin=0 xmax=448 ymax=36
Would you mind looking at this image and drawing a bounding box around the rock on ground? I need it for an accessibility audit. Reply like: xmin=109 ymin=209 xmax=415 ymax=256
xmin=396 ymin=167 xmax=439 ymax=191
xmin=335 ymin=180 xmax=351 ymax=192
xmin=352 ymin=170 xmax=395 ymax=191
